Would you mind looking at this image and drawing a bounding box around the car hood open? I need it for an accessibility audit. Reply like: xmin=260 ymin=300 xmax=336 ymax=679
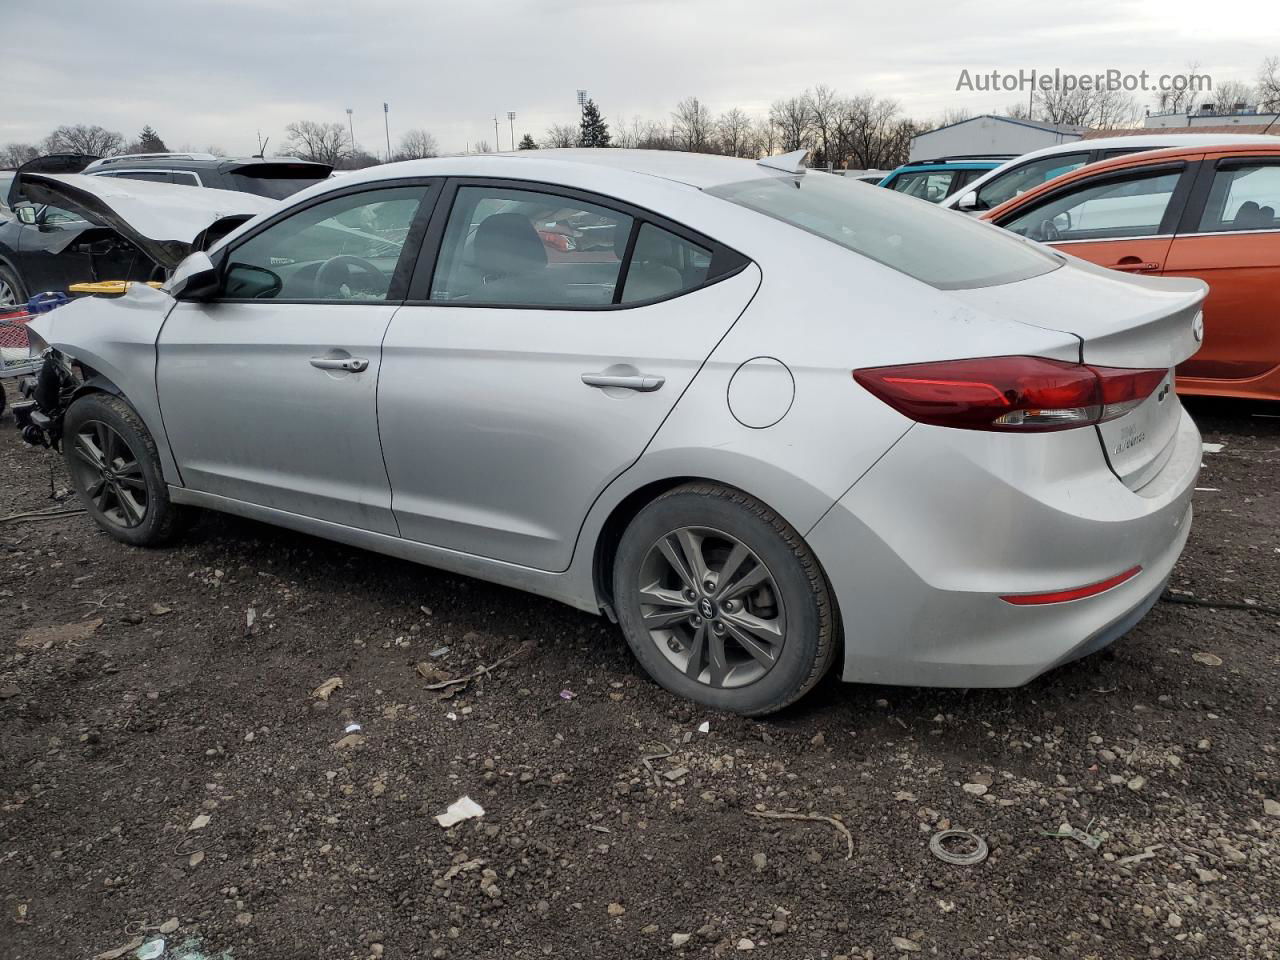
xmin=13 ymin=173 xmax=278 ymax=268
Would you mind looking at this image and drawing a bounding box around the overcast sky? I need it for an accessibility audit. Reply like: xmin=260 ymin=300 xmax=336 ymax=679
xmin=2 ymin=0 xmax=1277 ymax=157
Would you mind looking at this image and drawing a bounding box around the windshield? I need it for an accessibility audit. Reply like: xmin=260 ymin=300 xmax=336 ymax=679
xmin=708 ymin=173 xmax=1061 ymax=290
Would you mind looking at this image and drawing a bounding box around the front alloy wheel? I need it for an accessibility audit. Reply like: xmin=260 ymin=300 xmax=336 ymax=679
xmin=68 ymin=420 xmax=149 ymax=528
xmin=638 ymin=527 xmax=786 ymax=688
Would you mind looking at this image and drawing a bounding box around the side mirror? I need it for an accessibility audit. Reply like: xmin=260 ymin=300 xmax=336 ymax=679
xmin=16 ymin=204 xmax=37 ymax=225
xmin=165 ymin=251 xmax=221 ymax=301
xmin=955 ymin=191 xmax=979 ymax=211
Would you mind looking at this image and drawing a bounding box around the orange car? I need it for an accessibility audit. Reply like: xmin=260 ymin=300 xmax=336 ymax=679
xmin=982 ymin=143 xmax=1280 ymax=401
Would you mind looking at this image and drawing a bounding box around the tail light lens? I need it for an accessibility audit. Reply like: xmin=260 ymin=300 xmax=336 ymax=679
xmin=853 ymin=356 xmax=1167 ymax=432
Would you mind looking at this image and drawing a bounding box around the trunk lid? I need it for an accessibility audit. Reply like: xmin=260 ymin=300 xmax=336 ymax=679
xmin=949 ymin=255 xmax=1207 ymax=489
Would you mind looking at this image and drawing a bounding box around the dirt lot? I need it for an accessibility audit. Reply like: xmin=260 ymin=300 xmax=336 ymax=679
xmin=1 ymin=389 xmax=1278 ymax=960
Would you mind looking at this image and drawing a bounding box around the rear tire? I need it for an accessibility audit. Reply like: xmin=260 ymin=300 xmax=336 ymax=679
xmin=0 ymin=263 xmax=25 ymax=309
xmin=63 ymin=392 xmax=191 ymax=547
xmin=612 ymin=482 xmax=837 ymax=715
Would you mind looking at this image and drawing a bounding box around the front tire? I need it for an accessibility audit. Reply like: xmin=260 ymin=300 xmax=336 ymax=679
xmin=63 ymin=393 xmax=190 ymax=546
xmin=612 ymin=483 xmax=837 ymax=715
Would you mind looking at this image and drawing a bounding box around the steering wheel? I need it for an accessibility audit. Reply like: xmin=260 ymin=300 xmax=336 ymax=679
xmin=1036 ymin=219 xmax=1062 ymax=243
xmin=313 ymin=255 xmax=386 ymax=299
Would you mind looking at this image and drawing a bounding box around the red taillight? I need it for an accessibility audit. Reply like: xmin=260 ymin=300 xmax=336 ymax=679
xmin=1000 ymin=566 xmax=1142 ymax=605
xmin=853 ymin=356 xmax=1167 ymax=432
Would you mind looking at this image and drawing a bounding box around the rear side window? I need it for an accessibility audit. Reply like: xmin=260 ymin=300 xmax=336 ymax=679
xmin=1196 ymin=163 xmax=1280 ymax=233
xmin=112 ymin=171 xmax=174 ymax=184
xmin=976 ymin=152 xmax=1090 ymax=210
xmin=999 ymin=169 xmax=1182 ymax=242
xmin=887 ymin=169 xmax=959 ymax=202
xmin=710 ymin=173 xmax=1059 ymax=290
xmin=225 ymin=164 xmax=330 ymax=199
xmin=620 ymin=224 xmax=712 ymax=304
xmin=430 ymin=186 xmax=633 ymax=306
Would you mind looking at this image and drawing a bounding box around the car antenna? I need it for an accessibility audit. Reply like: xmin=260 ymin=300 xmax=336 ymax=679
xmin=757 ymin=149 xmax=809 ymax=175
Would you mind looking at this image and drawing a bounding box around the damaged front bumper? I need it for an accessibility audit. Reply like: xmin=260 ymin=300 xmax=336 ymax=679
xmin=12 ymin=352 xmax=77 ymax=448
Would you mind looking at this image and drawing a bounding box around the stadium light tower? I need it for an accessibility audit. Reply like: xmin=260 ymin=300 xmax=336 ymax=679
xmin=507 ymin=111 xmax=517 ymax=151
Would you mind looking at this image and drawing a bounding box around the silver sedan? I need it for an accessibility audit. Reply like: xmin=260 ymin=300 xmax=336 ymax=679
xmin=19 ymin=149 xmax=1205 ymax=714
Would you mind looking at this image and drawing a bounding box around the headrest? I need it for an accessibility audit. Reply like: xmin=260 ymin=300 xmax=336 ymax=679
xmin=474 ymin=212 xmax=547 ymax=277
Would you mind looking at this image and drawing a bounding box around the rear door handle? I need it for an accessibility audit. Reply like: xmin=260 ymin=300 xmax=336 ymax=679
xmin=1113 ymin=258 xmax=1162 ymax=273
xmin=310 ymin=356 xmax=369 ymax=372
xmin=581 ymin=373 xmax=665 ymax=392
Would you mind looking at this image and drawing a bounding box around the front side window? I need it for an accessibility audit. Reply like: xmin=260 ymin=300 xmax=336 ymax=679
xmin=999 ymin=169 xmax=1182 ymax=243
xmin=1196 ymin=163 xmax=1280 ymax=233
xmin=710 ymin=173 xmax=1059 ymax=290
xmin=887 ymin=169 xmax=959 ymax=203
xmin=223 ymin=185 xmax=427 ymax=301
xmin=430 ymin=186 xmax=633 ymax=306
xmin=976 ymin=152 xmax=1090 ymax=210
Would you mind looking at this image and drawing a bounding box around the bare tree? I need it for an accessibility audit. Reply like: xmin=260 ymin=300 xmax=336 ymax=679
xmin=0 ymin=143 xmax=40 ymax=167
xmin=1003 ymin=101 xmax=1034 ymax=121
xmin=1033 ymin=87 xmax=1139 ymax=129
xmin=1207 ymin=80 xmax=1256 ymax=113
xmin=43 ymin=124 xmax=125 ymax=157
xmin=808 ymin=85 xmax=842 ymax=167
xmin=672 ymin=97 xmax=713 ymax=152
xmin=395 ymin=129 xmax=439 ymax=160
xmin=284 ymin=121 xmax=351 ymax=166
xmin=1154 ymin=61 xmax=1204 ymax=116
xmin=716 ymin=108 xmax=754 ymax=157
xmin=843 ymin=95 xmax=912 ymax=169
xmin=769 ymin=96 xmax=813 ymax=152
xmin=474 ymin=140 xmax=492 ymax=154
xmin=753 ymin=116 xmax=779 ymax=157
xmin=1259 ymin=56 xmax=1280 ymax=112
xmin=543 ymin=124 xmax=578 ymax=148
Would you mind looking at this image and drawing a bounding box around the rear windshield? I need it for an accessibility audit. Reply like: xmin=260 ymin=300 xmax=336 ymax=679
xmin=708 ymin=173 xmax=1061 ymax=290
xmin=225 ymin=164 xmax=331 ymax=200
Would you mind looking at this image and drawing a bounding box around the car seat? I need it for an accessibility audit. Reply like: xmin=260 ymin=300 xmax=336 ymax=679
xmin=622 ymin=228 xmax=684 ymax=302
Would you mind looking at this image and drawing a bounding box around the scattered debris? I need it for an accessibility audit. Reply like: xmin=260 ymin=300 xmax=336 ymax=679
xmin=428 ymin=646 xmax=450 ymax=658
xmin=150 ymin=603 xmax=172 ymax=616
xmin=1192 ymin=652 xmax=1223 ymax=666
xmin=17 ymin=617 xmax=103 ymax=649
xmin=672 ymin=933 xmax=691 ymax=947
xmin=928 ymin=829 xmax=989 ymax=865
xmin=156 ymin=919 xmax=179 ymax=935
xmin=745 ymin=807 xmax=854 ymax=860
xmin=559 ymin=688 xmax=576 ymax=700
xmin=333 ymin=732 xmax=365 ymax=750
xmin=187 ymin=814 xmax=210 ymax=832
xmin=94 ymin=938 xmax=144 ymax=960
xmin=1264 ymin=798 xmax=1280 ymax=818
xmin=894 ymin=791 xmax=917 ymax=802
xmin=344 ymin=722 xmax=362 ymax=734
xmin=135 ymin=939 xmax=165 ymax=960
xmin=697 ymin=721 xmax=710 ymax=734
xmin=419 ymin=644 xmax=531 ymax=692
xmin=442 ymin=857 xmax=484 ymax=881
xmin=962 ymin=782 xmax=988 ymax=796
xmin=187 ymin=851 xmax=204 ymax=868
xmin=0 ymin=506 xmax=86 ymax=524
xmin=435 ymin=795 xmax=485 ymax=827
xmin=641 ymin=742 xmax=672 ymax=789
xmin=310 ymin=677 xmax=343 ymax=701
xmin=1127 ymin=775 xmax=1147 ymax=792
xmin=607 ymin=902 xmax=625 ymax=916
xmin=892 ymin=936 xmax=922 ymax=952
xmin=244 ymin=606 xmax=258 ymax=637
xmin=664 ymin=766 xmax=691 ymax=781
xmin=1194 ymin=487 xmax=1220 ymax=492
xmin=415 ymin=661 xmax=451 ymax=683
xmin=1116 ymin=844 xmax=1163 ymax=866
xmin=1201 ymin=442 xmax=1224 ymax=453
xmin=1042 ymin=822 xmax=1103 ymax=851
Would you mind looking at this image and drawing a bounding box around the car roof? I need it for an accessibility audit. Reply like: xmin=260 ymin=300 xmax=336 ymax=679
xmin=325 ymin=149 xmax=792 ymax=191
xmin=980 ymin=142 xmax=1280 ymax=220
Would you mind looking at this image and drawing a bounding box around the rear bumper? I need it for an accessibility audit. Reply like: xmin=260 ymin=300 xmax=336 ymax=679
xmin=808 ymin=408 xmax=1200 ymax=687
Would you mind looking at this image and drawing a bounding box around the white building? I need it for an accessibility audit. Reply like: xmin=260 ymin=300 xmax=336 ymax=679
xmin=910 ymin=115 xmax=1084 ymax=161
xmin=1144 ymin=106 xmax=1279 ymax=129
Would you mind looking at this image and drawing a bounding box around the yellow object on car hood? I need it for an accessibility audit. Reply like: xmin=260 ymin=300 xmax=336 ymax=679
xmin=68 ymin=281 xmax=165 ymax=295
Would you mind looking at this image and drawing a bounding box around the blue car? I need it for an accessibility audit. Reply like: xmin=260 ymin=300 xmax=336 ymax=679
xmin=878 ymin=156 xmax=1013 ymax=203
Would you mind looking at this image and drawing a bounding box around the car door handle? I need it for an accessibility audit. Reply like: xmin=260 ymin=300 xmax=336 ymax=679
xmin=310 ymin=356 xmax=370 ymax=372
xmin=581 ymin=373 xmax=665 ymax=392
xmin=1113 ymin=258 xmax=1162 ymax=273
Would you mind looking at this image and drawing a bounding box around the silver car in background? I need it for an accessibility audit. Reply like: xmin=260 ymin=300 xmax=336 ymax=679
xmin=18 ymin=149 xmax=1205 ymax=714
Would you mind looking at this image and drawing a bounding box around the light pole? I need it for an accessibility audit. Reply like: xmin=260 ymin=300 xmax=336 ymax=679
xmin=576 ymin=89 xmax=588 ymax=147
xmin=383 ymin=102 xmax=391 ymax=162
xmin=507 ymin=111 xmax=517 ymax=151
xmin=493 ymin=115 xmax=500 ymax=152
xmin=345 ymin=108 xmax=355 ymax=155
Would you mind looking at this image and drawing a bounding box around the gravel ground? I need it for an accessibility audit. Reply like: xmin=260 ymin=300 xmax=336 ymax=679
xmin=1 ymin=389 xmax=1278 ymax=960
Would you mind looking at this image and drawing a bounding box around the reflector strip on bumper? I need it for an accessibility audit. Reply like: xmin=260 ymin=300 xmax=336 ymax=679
xmin=1000 ymin=566 xmax=1143 ymax=605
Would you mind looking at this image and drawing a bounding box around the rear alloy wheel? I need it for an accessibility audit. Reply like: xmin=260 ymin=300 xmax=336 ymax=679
xmin=613 ymin=483 xmax=837 ymax=715
xmin=0 ymin=265 xmax=26 ymax=309
xmin=64 ymin=393 xmax=191 ymax=546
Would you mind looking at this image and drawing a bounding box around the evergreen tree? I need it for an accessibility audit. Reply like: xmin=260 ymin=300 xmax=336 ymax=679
xmin=518 ymin=133 xmax=538 ymax=150
xmin=138 ymin=125 xmax=168 ymax=153
xmin=577 ymin=100 xmax=611 ymax=148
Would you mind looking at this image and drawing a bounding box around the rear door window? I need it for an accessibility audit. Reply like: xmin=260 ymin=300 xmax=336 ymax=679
xmin=976 ymin=152 xmax=1091 ymax=210
xmin=1195 ymin=163 xmax=1280 ymax=232
xmin=429 ymin=186 xmax=633 ymax=306
xmin=112 ymin=170 xmax=175 ymax=184
xmin=887 ymin=169 xmax=958 ymax=202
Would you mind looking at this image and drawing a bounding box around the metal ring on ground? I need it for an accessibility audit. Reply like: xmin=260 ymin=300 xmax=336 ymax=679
xmin=929 ymin=829 xmax=988 ymax=865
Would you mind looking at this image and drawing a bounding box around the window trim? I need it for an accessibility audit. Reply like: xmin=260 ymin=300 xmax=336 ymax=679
xmin=994 ymin=161 xmax=1196 ymax=241
xmin=209 ymin=176 xmax=442 ymax=306
xmin=1178 ymin=155 xmax=1280 ymax=236
xmin=402 ymin=177 xmax=750 ymax=311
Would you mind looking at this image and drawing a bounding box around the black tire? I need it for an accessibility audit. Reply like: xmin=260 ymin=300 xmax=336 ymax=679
xmin=63 ymin=392 xmax=191 ymax=547
xmin=0 ymin=262 xmax=26 ymax=309
xmin=612 ymin=482 xmax=837 ymax=716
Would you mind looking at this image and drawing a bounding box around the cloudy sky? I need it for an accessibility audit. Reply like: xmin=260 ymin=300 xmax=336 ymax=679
xmin=2 ymin=0 xmax=1277 ymax=157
